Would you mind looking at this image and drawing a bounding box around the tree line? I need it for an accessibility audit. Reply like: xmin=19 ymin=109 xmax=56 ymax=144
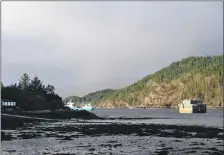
xmin=1 ymin=73 xmax=65 ymax=110
xmin=64 ymin=89 xmax=115 ymax=105
xmin=93 ymin=55 xmax=223 ymax=107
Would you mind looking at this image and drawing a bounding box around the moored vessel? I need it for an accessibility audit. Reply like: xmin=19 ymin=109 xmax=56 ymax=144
xmin=178 ymin=99 xmax=207 ymax=113
xmin=65 ymin=101 xmax=94 ymax=111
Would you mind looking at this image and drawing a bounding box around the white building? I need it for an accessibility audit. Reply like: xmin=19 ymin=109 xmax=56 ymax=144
xmin=1 ymin=99 xmax=16 ymax=107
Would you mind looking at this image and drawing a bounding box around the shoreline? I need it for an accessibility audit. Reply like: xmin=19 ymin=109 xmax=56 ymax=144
xmin=2 ymin=119 xmax=223 ymax=141
xmin=2 ymin=110 xmax=223 ymax=154
xmin=95 ymin=106 xmax=223 ymax=109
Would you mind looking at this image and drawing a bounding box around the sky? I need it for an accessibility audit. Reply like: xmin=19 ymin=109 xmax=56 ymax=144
xmin=1 ymin=1 xmax=223 ymax=98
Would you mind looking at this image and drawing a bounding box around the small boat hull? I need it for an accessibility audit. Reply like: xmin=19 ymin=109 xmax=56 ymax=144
xmin=65 ymin=101 xmax=94 ymax=111
xmin=70 ymin=106 xmax=94 ymax=111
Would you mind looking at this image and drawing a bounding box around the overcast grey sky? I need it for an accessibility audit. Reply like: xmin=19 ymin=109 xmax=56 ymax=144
xmin=2 ymin=2 xmax=223 ymax=98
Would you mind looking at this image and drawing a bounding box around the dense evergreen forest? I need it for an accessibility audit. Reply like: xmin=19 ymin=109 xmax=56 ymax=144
xmin=92 ymin=55 xmax=223 ymax=107
xmin=64 ymin=89 xmax=115 ymax=104
xmin=1 ymin=73 xmax=64 ymax=110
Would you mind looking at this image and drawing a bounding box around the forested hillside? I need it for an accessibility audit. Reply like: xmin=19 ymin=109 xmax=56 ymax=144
xmin=93 ymin=55 xmax=223 ymax=108
xmin=63 ymin=89 xmax=115 ymax=104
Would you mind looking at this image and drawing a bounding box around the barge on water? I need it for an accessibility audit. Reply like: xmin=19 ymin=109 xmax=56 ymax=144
xmin=178 ymin=99 xmax=207 ymax=113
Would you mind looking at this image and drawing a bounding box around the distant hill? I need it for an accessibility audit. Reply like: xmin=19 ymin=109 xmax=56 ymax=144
xmin=92 ymin=55 xmax=223 ymax=108
xmin=63 ymin=89 xmax=115 ymax=104
xmin=63 ymin=96 xmax=81 ymax=103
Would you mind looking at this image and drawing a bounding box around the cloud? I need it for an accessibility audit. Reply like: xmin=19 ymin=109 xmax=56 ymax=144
xmin=2 ymin=1 xmax=223 ymax=97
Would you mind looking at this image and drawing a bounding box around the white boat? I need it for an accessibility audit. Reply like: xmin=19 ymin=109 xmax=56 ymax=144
xmin=65 ymin=101 xmax=94 ymax=111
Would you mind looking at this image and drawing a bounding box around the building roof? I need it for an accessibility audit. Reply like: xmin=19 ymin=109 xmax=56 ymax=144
xmin=1 ymin=99 xmax=16 ymax=102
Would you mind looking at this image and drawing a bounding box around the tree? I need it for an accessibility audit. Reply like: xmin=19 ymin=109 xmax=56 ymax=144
xmin=19 ymin=73 xmax=30 ymax=91
xmin=9 ymin=83 xmax=18 ymax=89
xmin=1 ymin=73 xmax=65 ymax=110
xmin=28 ymin=76 xmax=43 ymax=92
xmin=1 ymin=82 xmax=3 ymax=89
xmin=45 ymin=84 xmax=55 ymax=94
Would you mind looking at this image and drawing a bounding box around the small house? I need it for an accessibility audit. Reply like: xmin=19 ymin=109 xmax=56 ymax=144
xmin=178 ymin=99 xmax=207 ymax=113
xmin=1 ymin=99 xmax=17 ymax=109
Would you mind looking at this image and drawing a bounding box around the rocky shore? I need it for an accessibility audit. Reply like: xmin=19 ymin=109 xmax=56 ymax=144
xmin=1 ymin=113 xmax=224 ymax=155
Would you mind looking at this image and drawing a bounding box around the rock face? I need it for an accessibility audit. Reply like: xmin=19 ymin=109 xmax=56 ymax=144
xmin=96 ymin=81 xmax=184 ymax=108
xmin=96 ymin=73 xmax=223 ymax=108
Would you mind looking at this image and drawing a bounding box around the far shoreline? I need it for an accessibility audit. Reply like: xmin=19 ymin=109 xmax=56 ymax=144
xmin=94 ymin=106 xmax=223 ymax=109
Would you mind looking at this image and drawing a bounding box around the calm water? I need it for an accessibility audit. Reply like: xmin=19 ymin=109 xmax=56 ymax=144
xmin=93 ymin=108 xmax=223 ymax=128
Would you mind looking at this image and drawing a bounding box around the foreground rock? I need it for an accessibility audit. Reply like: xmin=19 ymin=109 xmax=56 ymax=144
xmin=1 ymin=114 xmax=42 ymax=130
xmin=1 ymin=132 xmax=13 ymax=141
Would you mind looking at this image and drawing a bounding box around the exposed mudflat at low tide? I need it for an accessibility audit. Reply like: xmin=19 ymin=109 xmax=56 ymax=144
xmin=2 ymin=136 xmax=223 ymax=155
xmin=2 ymin=119 xmax=224 ymax=155
xmin=1 ymin=109 xmax=224 ymax=155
